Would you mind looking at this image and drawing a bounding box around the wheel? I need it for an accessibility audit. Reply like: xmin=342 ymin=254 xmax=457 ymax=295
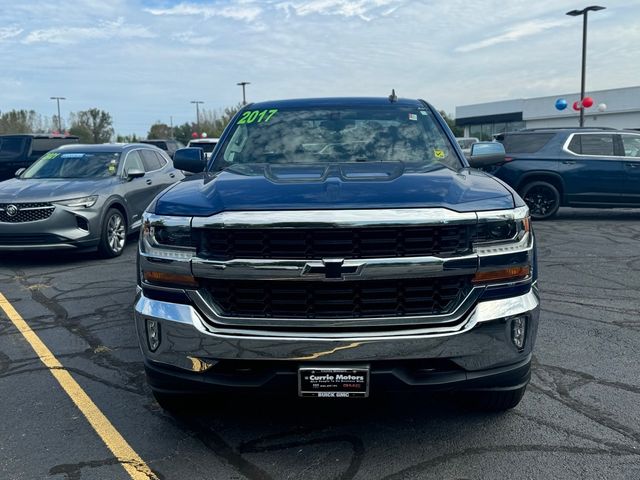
xmin=98 ymin=208 xmax=127 ymax=258
xmin=519 ymin=181 xmax=560 ymax=220
xmin=461 ymin=386 xmax=527 ymax=412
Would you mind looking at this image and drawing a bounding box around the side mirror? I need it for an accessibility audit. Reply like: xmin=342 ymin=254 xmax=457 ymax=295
xmin=127 ymin=169 xmax=145 ymax=180
xmin=15 ymin=168 xmax=26 ymax=177
xmin=468 ymin=142 xmax=506 ymax=168
xmin=173 ymin=147 xmax=206 ymax=173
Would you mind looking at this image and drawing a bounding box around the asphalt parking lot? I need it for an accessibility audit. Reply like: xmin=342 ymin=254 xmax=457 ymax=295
xmin=1 ymin=207 xmax=639 ymax=480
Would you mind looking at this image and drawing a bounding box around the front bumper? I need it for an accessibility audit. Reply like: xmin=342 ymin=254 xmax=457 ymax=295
xmin=134 ymin=288 xmax=540 ymax=394
xmin=0 ymin=204 xmax=101 ymax=251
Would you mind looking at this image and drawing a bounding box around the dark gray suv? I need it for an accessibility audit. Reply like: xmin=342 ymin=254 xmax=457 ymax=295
xmin=0 ymin=143 xmax=184 ymax=257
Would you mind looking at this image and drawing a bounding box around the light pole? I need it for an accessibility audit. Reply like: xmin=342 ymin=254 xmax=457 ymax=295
xmin=190 ymin=100 xmax=204 ymax=131
xmin=50 ymin=96 xmax=66 ymax=132
xmin=566 ymin=5 xmax=606 ymax=127
xmin=236 ymin=82 xmax=250 ymax=105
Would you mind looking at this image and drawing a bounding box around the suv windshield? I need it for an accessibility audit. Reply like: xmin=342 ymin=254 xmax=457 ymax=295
xmin=214 ymin=105 xmax=458 ymax=171
xmin=22 ymin=151 xmax=121 ymax=179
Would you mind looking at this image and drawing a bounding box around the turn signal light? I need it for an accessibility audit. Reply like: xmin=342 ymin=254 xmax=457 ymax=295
xmin=472 ymin=266 xmax=530 ymax=284
xmin=143 ymin=271 xmax=199 ymax=288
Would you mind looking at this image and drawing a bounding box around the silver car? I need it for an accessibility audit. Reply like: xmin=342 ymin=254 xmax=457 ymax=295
xmin=0 ymin=143 xmax=184 ymax=257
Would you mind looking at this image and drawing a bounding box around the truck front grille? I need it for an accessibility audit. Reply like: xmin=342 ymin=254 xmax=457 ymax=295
xmin=201 ymin=276 xmax=472 ymax=319
xmin=0 ymin=203 xmax=55 ymax=223
xmin=194 ymin=225 xmax=473 ymax=260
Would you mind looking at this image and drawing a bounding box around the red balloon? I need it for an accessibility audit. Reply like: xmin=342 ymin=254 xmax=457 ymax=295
xmin=191 ymin=132 xmax=199 ymax=138
xmin=572 ymin=101 xmax=581 ymax=111
xmin=582 ymin=97 xmax=594 ymax=108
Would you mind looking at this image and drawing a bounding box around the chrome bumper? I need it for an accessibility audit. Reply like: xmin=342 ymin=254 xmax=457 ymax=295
xmin=134 ymin=288 xmax=539 ymax=373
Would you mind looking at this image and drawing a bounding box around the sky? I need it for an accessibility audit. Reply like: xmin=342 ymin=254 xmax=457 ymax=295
xmin=1 ymin=0 xmax=640 ymax=136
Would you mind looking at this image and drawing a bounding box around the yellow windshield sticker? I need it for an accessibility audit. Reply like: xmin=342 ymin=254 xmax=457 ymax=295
xmin=434 ymin=149 xmax=445 ymax=159
xmin=41 ymin=152 xmax=60 ymax=161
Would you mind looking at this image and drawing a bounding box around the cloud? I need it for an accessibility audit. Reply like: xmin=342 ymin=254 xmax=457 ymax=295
xmin=455 ymin=18 xmax=567 ymax=53
xmin=276 ymin=0 xmax=404 ymax=20
xmin=145 ymin=2 xmax=263 ymax=22
xmin=23 ymin=17 xmax=155 ymax=44
xmin=171 ymin=31 xmax=216 ymax=45
xmin=0 ymin=26 xmax=24 ymax=41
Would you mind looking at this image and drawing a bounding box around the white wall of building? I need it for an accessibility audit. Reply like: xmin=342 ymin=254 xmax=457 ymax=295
xmin=456 ymin=85 xmax=640 ymax=134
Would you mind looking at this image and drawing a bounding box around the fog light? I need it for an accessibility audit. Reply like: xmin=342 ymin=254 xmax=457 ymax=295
xmin=146 ymin=319 xmax=161 ymax=352
xmin=511 ymin=316 xmax=526 ymax=350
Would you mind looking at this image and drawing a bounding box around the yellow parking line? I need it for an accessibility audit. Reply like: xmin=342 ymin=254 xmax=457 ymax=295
xmin=0 ymin=292 xmax=157 ymax=480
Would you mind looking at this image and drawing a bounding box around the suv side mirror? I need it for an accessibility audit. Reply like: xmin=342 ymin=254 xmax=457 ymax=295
xmin=174 ymin=147 xmax=206 ymax=173
xmin=15 ymin=168 xmax=26 ymax=177
xmin=468 ymin=142 xmax=506 ymax=168
xmin=127 ymin=169 xmax=145 ymax=180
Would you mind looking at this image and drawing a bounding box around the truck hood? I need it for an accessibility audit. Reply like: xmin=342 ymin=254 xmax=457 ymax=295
xmin=154 ymin=163 xmax=515 ymax=216
xmin=0 ymin=177 xmax=113 ymax=202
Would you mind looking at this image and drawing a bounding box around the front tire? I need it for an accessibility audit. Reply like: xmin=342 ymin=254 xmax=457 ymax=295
xmin=520 ymin=181 xmax=560 ymax=220
xmin=98 ymin=208 xmax=127 ymax=258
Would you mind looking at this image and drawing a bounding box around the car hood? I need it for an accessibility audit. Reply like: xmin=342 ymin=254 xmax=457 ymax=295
xmin=0 ymin=178 xmax=114 ymax=202
xmin=154 ymin=163 xmax=515 ymax=216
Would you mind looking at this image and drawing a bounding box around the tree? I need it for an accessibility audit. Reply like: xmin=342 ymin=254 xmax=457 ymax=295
xmin=69 ymin=108 xmax=114 ymax=143
xmin=116 ymin=133 xmax=140 ymax=143
xmin=168 ymin=103 xmax=243 ymax=145
xmin=147 ymin=122 xmax=173 ymax=139
xmin=438 ymin=110 xmax=463 ymax=137
xmin=0 ymin=109 xmax=51 ymax=134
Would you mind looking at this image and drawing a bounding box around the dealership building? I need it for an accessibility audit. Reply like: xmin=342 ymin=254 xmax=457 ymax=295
xmin=455 ymin=85 xmax=640 ymax=140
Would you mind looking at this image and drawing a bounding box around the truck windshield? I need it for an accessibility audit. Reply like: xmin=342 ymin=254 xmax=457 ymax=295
xmin=214 ymin=106 xmax=459 ymax=171
xmin=0 ymin=136 xmax=27 ymax=157
xmin=21 ymin=151 xmax=121 ymax=179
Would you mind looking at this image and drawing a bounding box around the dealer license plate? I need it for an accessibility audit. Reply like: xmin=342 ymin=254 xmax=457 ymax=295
xmin=298 ymin=367 xmax=369 ymax=398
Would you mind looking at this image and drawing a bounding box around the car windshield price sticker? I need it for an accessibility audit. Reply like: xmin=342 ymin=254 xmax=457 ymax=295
xmin=299 ymin=367 xmax=369 ymax=398
xmin=237 ymin=108 xmax=278 ymax=125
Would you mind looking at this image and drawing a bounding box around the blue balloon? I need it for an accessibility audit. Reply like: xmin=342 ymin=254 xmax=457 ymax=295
xmin=555 ymin=98 xmax=568 ymax=111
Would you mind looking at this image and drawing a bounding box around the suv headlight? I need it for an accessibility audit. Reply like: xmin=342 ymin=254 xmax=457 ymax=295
xmin=54 ymin=195 xmax=98 ymax=208
xmin=140 ymin=212 xmax=194 ymax=260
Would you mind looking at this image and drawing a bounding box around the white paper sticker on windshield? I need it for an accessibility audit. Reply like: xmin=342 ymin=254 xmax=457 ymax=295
xmin=408 ymin=113 xmax=418 ymax=121
xmin=419 ymin=110 xmax=427 ymax=115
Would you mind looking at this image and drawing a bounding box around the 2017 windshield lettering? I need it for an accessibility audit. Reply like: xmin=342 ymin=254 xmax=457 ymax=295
xmin=237 ymin=109 xmax=278 ymax=125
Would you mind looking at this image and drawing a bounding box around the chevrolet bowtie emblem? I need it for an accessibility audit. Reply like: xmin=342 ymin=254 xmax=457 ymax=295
xmin=306 ymin=259 xmax=358 ymax=279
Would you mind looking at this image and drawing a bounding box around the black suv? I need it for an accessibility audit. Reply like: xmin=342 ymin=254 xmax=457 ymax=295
xmin=140 ymin=139 xmax=183 ymax=159
xmin=0 ymin=134 xmax=79 ymax=181
xmin=489 ymin=128 xmax=640 ymax=219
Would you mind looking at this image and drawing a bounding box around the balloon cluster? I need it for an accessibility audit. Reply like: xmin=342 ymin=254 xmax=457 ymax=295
xmin=191 ymin=132 xmax=209 ymax=138
xmin=555 ymin=97 xmax=606 ymax=112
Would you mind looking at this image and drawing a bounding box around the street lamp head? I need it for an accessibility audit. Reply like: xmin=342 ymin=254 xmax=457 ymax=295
xmin=566 ymin=5 xmax=606 ymax=16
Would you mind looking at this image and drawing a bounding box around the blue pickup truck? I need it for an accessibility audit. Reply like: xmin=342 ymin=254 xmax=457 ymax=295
xmin=135 ymin=97 xmax=539 ymax=412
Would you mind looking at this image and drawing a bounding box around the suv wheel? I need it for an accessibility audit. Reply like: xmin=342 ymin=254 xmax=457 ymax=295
xmin=520 ymin=181 xmax=560 ymax=220
xmin=98 ymin=208 xmax=127 ymax=258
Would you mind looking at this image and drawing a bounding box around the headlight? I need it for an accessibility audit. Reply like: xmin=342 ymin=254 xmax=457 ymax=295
xmin=55 ymin=195 xmax=98 ymax=208
xmin=474 ymin=206 xmax=531 ymax=255
xmin=140 ymin=212 xmax=194 ymax=260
